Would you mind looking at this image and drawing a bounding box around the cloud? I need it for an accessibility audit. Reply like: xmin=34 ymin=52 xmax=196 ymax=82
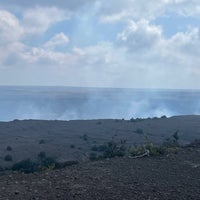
xmin=0 ymin=1 xmax=200 ymax=89
xmin=21 ymin=47 xmax=77 ymax=66
xmin=99 ymin=0 xmax=200 ymax=24
xmin=99 ymin=0 xmax=171 ymax=23
xmin=0 ymin=10 xmax=23 ymax=44
xmin=1 ymin=0 xmax=97 ymax=10
xmin=43 ymin=32 xmax=69 ymax=50
xmin=168 ymin=27 xmax=200 ymax=56
xmin=1 ymin=24 xmax=200 ymax=89
xmin=0 ymin=10 xmax=25 ymax=67
xmin=168 ymin=0 xmax=200 ymax=17
xmin=117 ymin=19 xmax=162 ymax=51
xmin=22 ymin=7 xmax=69 ymax=35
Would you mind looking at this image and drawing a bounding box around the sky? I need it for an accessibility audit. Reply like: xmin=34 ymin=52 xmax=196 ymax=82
xmin=0 ymin=0 xmax=200 ymax=89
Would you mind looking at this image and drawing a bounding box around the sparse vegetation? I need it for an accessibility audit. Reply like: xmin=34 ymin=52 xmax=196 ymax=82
xmin=4 ymin=155 xmax=13 ymax=162
xmin=173 ymin=130 xmax=179 ymax=142
xmin=135 ymin=118 xmax=145 ymax=122
xmin=81 ymin=134 xmax=88 ymax=141
xmin=129 ymin=145 xmax=145 ymax=156
xmin=130 ymin=132 xmax=180 ymax=157
xmin=163 ymin=131 xmax=180 ymax=148
xmin=40 ymin=157 xmax=56 ymax=169
xmin=130 ymin=143 xmax=164 ymax=157
xmin=12 ymin=152 xmax=56 ymax=173
xmin=11 ymin=156 xmax=78 ymax=173
xmin=70 ymin=144 xmax=75 ymax=148
xmin=144 ymin=143 xmax=165 ymax=155
xmin=91 ymin=144 xmax=107 ymax=152
xmin=6 ymin=146 xmax=12 ymax=151
xmin=37 ymin=152 xmax=56 ymax=169
xmin=130 ymin=118 xmax=135 ymax=122
xmin=90 ymin=140 xmax=127 ymax=158
xmin=12 ymin=159 xmax=37 ymax=173
xmin=39 ymin=139 xmax=45 ymax=144
xmin=103 ymin=140 xmax=126 ymax=158
xmin=153 ymin=117 xmax=158 ymax=120
xmin=135 ymin=128 xmax=144 ymax=134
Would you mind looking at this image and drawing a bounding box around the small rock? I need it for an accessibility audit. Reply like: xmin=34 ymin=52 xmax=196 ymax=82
xmin=57 ymin=194 xmax=61 ymax=198
xmin=22 ymin=180 xmax=27 ymax=184
xmin=15 ymin=190 xmax=19 ymax=195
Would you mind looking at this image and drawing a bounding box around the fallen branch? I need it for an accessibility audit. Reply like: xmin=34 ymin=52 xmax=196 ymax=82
xmin=129 ymin=149 xmax=150 ymax=159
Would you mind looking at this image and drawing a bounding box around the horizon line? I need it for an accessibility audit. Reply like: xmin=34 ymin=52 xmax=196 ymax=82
xmin=0 ymin=84 xmax=200 ymax=91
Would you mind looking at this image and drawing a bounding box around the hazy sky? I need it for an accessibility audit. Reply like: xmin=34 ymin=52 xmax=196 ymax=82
xmin=0 ymin=0 xmax=200 ymax=89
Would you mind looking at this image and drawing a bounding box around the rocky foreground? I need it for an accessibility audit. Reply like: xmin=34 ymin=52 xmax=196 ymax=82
xmin=0 ymin=143 xmax=200 ymax=200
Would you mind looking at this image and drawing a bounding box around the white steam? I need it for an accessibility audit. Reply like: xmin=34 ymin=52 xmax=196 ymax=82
xmin=0 ymin=86 xmax=199 ymax=121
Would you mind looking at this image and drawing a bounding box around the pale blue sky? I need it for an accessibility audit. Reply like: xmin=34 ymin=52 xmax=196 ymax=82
xmin=0 ymin=0 xmax=200 ymax=89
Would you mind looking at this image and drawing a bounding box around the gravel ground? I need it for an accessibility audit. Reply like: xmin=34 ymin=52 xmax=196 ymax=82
xmin=0 ymin=145 xmax=200 ymax=200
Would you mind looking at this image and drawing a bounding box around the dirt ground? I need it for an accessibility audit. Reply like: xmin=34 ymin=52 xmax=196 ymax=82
xmin=0 ymin=144 xmax=200 ymax=200
xmin=0 ymin=115 xmax=200 ymax=168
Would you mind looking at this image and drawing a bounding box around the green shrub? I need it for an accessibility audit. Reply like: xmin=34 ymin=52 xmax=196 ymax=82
xmin=81 ymin=134 xmax=88 ymax=141
xmin=165 ymin=147 xmax=179 ymax=154
xmin=130 ymin=143 xmax=165 ymax=156
xmin=41 ymin=157 xmax=56 ymax=168
xmin=6 ymin=146 xmax=12 ymax=151
xmin=135 ymin=128 xmax=144 ymax=134
xmin=70 ymin=144 xmax=75 ymax=149
xmin=130 ymin=118 xmax=135 ymax=122
xmin=153 ymin=117 xmax=158 ymax=120
xmin=12 ymin=159 xmax=38 ymax=173
xmin=39 ymin=139 xmax=45 ymax=144
xmin=91 ymin=145 xmax=98 ymax=151
xmin=129 ymin=145 xmax=145 ymax=156
xmin=4 ymin=155 xmax=12 ymax=162
xmin=161 ymin=115 xmax=167 ymax=119
xmin=12 ymin=156 xmax=68 ymax=173
xmin=173 ymin=130 xmax=179 ymax=142
xmin=144 ymin=143 xmax=165 ymax=155
xmin=91 ymin=144 xmax=107 ymax=152
xmin=163 ymin=132 xmax=179 ymax=148
xmin=163 ymin=138 xmax=175 ymax=147
xmin=103 ymin=140 xmax=126 ymax=158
